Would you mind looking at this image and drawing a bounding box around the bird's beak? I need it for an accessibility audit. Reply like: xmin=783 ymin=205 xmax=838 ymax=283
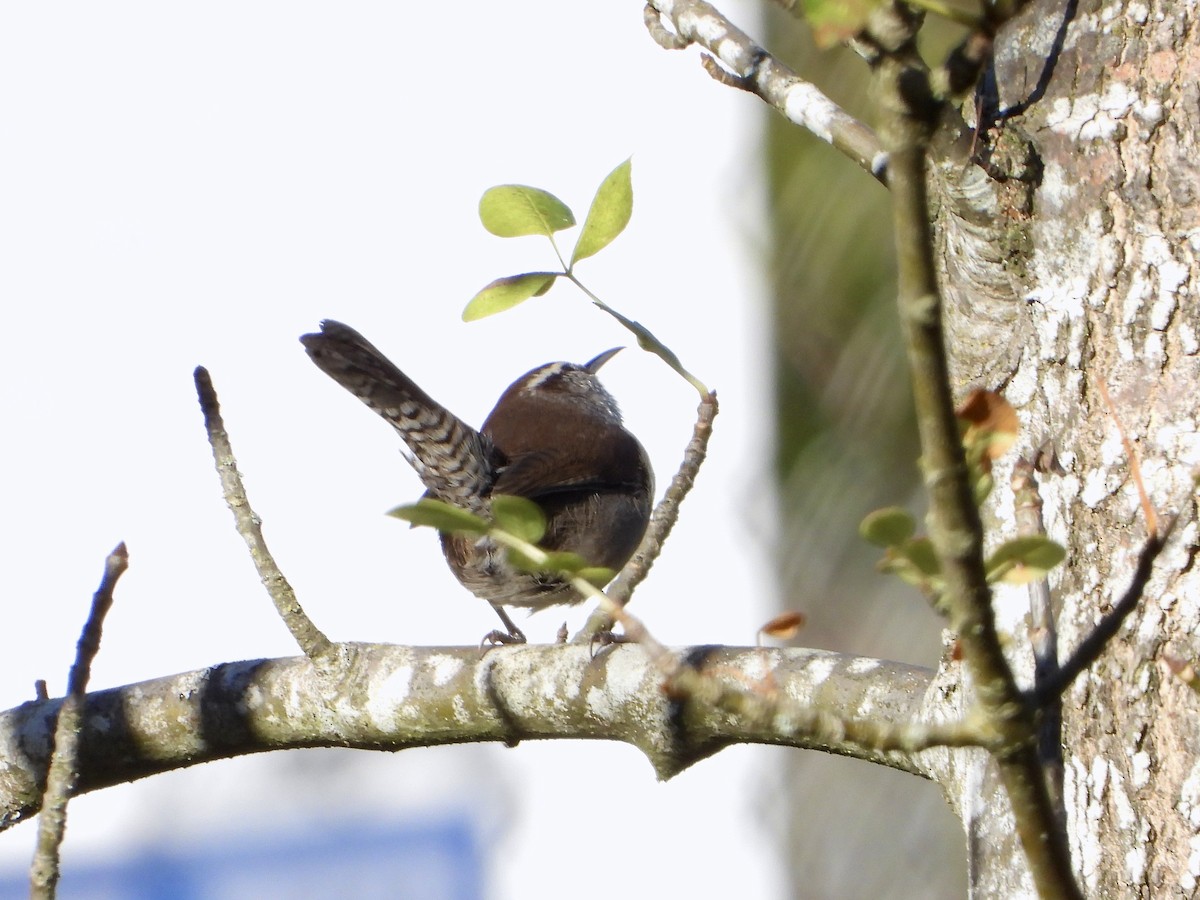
xmin=584 ymin=347 xmax=623 ymax=374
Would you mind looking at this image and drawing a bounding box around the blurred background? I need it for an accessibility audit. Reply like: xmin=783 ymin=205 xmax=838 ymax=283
xmin=0 ymin=2 xmax=962 ymax=897
xmin=761 ymin=6 xmax=965 ymax=895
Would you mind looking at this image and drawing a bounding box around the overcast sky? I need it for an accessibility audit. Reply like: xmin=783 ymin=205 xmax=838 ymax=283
xmin=0 ymin=3 xmax=782 ymax=897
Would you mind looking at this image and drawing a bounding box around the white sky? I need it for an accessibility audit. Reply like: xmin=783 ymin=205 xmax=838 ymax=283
xmin=0 ymin=3 xmax=781 ymax=898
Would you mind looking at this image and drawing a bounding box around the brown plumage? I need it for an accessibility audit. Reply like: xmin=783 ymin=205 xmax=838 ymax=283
xmin=301 ymin=320 xmax=653 ymax=642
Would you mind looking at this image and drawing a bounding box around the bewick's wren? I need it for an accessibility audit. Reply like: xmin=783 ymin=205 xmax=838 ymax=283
xmin=301 ymin=320 xmax=654 ymax=643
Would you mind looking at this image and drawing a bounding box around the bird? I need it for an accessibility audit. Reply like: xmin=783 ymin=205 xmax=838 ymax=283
xmin=300 ymin=320 xmax=654 ymax=644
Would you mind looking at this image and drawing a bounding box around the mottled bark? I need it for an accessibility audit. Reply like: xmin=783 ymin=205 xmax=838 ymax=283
xmin=0 ymin=644 xmax=936 ymax=831
xmin=933 ymin=0 xmax=1200 ymax=894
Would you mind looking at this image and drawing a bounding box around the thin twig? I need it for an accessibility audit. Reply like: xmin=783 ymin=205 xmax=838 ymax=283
xmin=194 ymin=367 xmax=333 ymax=661
xmin=872 ymin=2 xmax=1081 ymax=892
xmin=700 ymin=53 xmax=755 ymax=91
xmin=574 ymin=392 xmax=718 ymax=641
xmin=568 ymin=405 xmax=986 ymax=763
xmin=1035 ymin=526 xmax=1171 ymax=702
xmin=643 ymin=3 xmax=690 ymax=49
xmin=29 ymin=543 xmax=129 ymax=899
xmin=1031 ymin=390 xmax=1187 ymax=700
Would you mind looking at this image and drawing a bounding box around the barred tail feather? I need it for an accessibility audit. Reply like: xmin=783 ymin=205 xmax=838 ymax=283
xmin=301 ymin=320 xmax=493 ymax=511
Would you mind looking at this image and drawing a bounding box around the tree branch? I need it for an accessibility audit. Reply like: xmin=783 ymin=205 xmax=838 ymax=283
xmin=1034 ymin=528 xmax=1169 ymax=703
xmin=194 ymin=366 xmax=333 ymax=662
xmin=870 ymin=2 xmax=1080 ymax=894
xmin=29 ymin=543 xmax=128 ymax=899
xmin=643 ymin=0 xmax=888 ymax=182
xmin=576 ymin=392 xmax=718 ymax=640
xmin=0 ymin=644 xmax=938 ymax=830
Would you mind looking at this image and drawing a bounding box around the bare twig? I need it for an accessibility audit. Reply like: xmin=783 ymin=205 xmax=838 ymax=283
xmin=1035 ymin=526 xmax=1171 ymax=703
xmin=194 ymin=367 xmax=333 ymax=661
xmin=1030 ymin=388 xmax=1188 ymax=700
xmin=700 ymin=52 xmax=755 ymax=91
xmin=644 ymin=0 xmax=889 ymax=182
xmin=871 ymin=2 xmax=1081 ymax=892
xmin=30 ymin=543 xmax=129 ymax=899
xmin=574 ymin=392 xmax=718 ymax=641
xmin=643 ymin=2 xmax=690 ymax=49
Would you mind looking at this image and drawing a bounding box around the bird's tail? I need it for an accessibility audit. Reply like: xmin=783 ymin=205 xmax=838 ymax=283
xmin=301 ymin=320 xmax=493 ymax=511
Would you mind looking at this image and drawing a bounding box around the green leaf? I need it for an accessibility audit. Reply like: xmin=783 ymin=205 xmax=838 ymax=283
xmin=479 ymin=185 xmax=575 ymax=237
xmin=463 ymin=273 xmax=558 ymax=322
xmin=571 ymin=158 xmax=633 ymax=265
xmin=491 ymin=495 xmax=546 ymax=544
xmin=876 ymin=537 xmax=944 ymax=596
xmin=859 ymin=506 xmax=916 ymax=547
xmin=986 ymin=536 xmax=1066 ymax=584
xmin=972 ymin=470 xmax=995 ymax=506
xmin=878 ymin=556 xmax=924 ymax=588
xmin=897 ymin=537 xmax=941 ymax=576
xmin=593 ymin=301 xmax=709 ymax=395
xmin=504 ymin=545 xmax=542 ymax=573
xmin=541 ymin=551 xmax=587 ymax=573
xmin=387 ymin=498 xmax=488 ymax=534
xmin=877 ymin=556 xmax=940 ymax=593
xmin=503 ymin=546 xmax=613 ymax=586
xmin=577 ymin=566 xmax=616 ymax=588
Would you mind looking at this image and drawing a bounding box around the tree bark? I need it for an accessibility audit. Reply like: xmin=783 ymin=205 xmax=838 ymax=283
xmin=933 ymin=0 xmax=1200 ymax=894
xmin=0 ymin=644 xmax=937 ymax=830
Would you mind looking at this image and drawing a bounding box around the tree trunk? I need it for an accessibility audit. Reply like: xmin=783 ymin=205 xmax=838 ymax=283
xmin=933 ymin=0 xmax=1200 ymax=893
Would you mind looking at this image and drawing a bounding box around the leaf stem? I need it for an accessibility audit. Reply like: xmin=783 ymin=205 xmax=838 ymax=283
xmin=547 ymin=234 xmax=570 ymax=274
xmin=563 ymin=272 xmax=709 ymax=396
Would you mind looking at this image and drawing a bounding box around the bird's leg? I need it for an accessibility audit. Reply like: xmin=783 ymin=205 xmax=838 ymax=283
xmin=589 ymin=627 xmax=633 ymax=658
xmin=481 ymin=605 xmax=527 ymax=646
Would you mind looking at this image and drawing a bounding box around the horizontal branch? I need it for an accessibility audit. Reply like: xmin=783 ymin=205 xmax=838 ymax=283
xmin=0 ymin=643 xmax=936 ymax=830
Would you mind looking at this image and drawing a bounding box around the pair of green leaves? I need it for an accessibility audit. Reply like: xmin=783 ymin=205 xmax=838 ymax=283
xmin=860 ymin=507 xmax=1066 ymax=594
xmin=389 ymin=496 xmax=616 ymax=588
xmin=463 ymin=159 xmax=633 ymax=322
xmin=462 ymin=158 xmax=708 ymax=396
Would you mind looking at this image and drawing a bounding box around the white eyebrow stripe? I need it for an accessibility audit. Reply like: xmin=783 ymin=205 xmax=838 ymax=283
xmin=524 ymin=362 xmax=566 ymax=391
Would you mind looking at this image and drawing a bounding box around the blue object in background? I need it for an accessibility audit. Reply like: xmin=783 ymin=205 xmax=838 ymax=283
xmin=0 ymin=816 xmax=480 ymax=900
